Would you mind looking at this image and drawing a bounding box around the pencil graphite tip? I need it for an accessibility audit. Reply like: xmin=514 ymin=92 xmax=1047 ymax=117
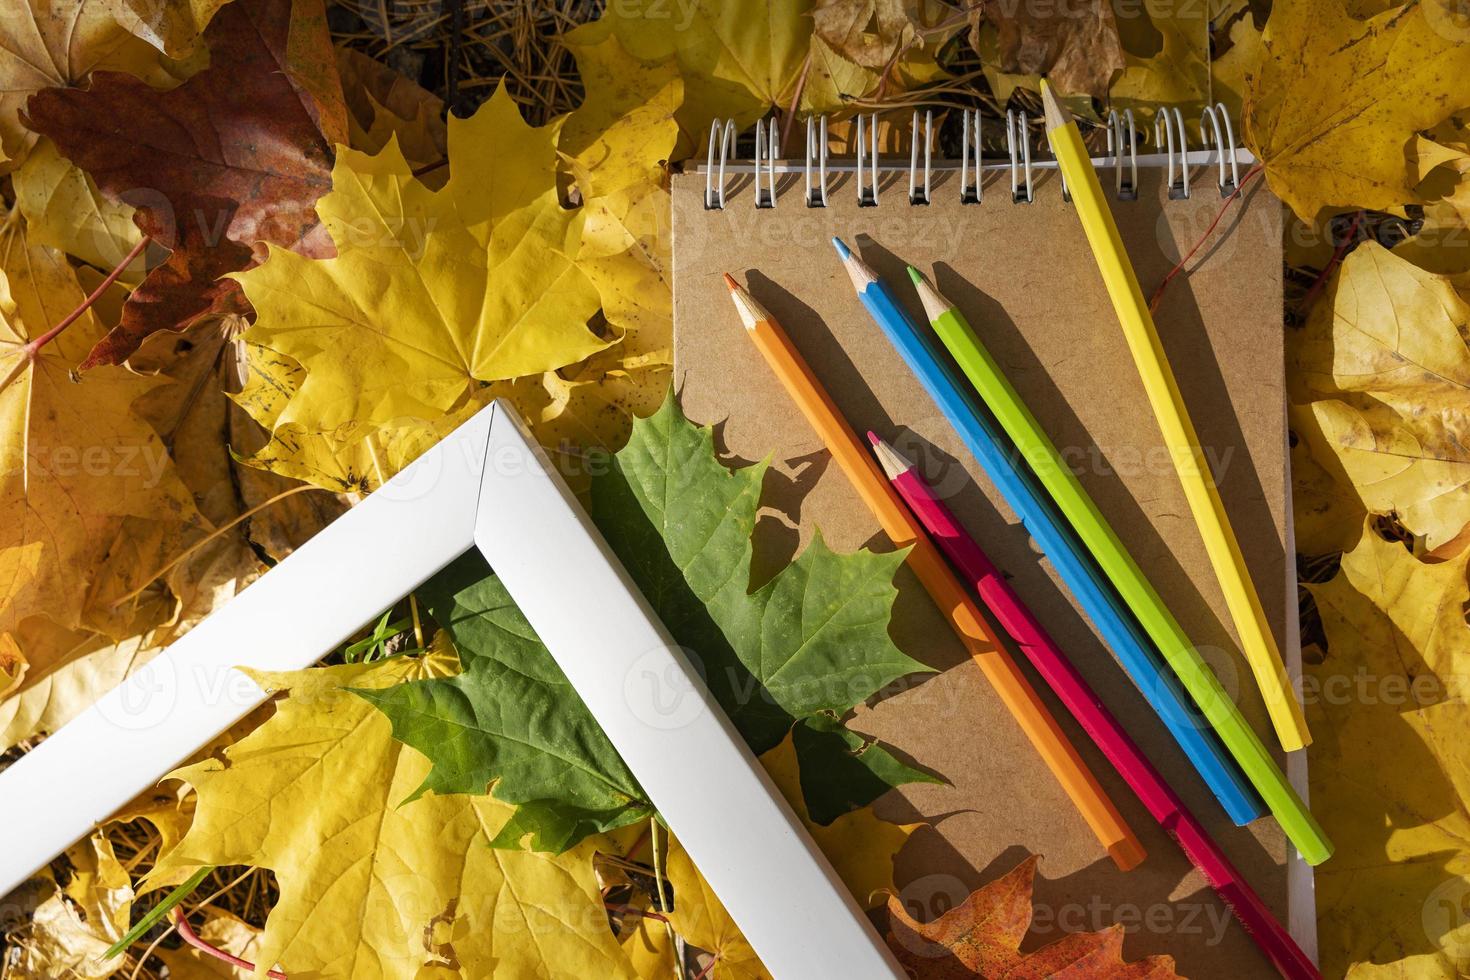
xmin=867 ymin=433 xmax=914 ymax=481
xmin=722 ymin=272 xmax=740 ymax=292
xmin=1039 ymin=79 xmax=1070 ymax=133
xmin=831 ymin=236 xmax=852 ymax=260
xmin=906 ymin=265 xmax=923 ymax=287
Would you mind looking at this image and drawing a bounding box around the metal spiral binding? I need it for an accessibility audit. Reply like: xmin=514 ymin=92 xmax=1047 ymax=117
xmin=701 ymin=104 xmax=1246 ymax=208
xmin=805 ymin=115 xmax=828 ymax=208
xmin=1154 ymin=107 xmax=1190 ymax=200
xmin=1107 ymin=109 xmax=1139 ymax=201
xmin=1007 ymin=109 xmax=1034 ymax=204
xmin=754 ymin=118 xmax=779 ymax=209
xmin=855 ymin=112 xmax=879 ymax=207
xmin=704 ymin=119 xmax=735 ymax=210
xmin=1200 ymin=103 xmax=1241 ymax=196
xmin=959 ymin=108 xmax=982 ymax=204
xmin=909 ymin=109 xmax=933 ymax=205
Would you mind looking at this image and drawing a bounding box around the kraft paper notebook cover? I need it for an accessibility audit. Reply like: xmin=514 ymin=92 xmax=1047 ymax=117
xmin=672 ymin=131 xmax=1307 ymax=978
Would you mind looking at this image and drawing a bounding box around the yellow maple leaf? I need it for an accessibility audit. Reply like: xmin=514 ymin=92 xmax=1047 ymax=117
xmin=231 ymin=341 xmax=485 ymax=494
xmin=237 ymin=82 xmax=609 ymax=443
xmin=496 ymin=34 xmax=680 ymax=459
xmin=0 ymin=209 xmax=199 ymax=660
xmin=566 ymin=1 xmax=876 ymax=148
xmin=152 ymin=653 xmax=640 ymax=980
xmin=1305 ymin=526 xmax=1470 ymax=977
xmin=662 ymin=833 xmax=768 ymax=980
xmin=1107 ymin=0 xmax=1216 ymax=115
xmin=0 ymin=619 xmax=161 ymax=752
xmin=1244 ymin=0 xmax=1470 ymax=219
xmin=1392 ymin=201 xmax=1470 ymax=278
xmin=1290 ymin=403 xmax=1367 ymax=557
xmin=107 ymin=0 xmax=231 ymax=57
xmin=11 ymin=137 xmax=145 ymax=274
xmin=1211 ymin=11 xmax=1266 ymax=124
xmin=1290 ymin=242 xmax=1470 ymax=551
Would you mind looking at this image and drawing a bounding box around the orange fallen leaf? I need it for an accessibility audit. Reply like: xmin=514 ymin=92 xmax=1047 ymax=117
xmin=886 ymin=855 xmax=1181 ymax=979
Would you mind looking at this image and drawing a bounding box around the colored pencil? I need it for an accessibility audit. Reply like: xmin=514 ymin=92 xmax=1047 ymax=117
xmin=1040 ymin=79 xmax=1310 ymax=752
xmin=833 ymin=238 xmax=1330 ymax=866
xmin=723 ymin=273 xmax=1144 ymax=871
xmin=869 ymin=433 xmax=1319 ymax=980
xmin=907 ymin=265 xmax=1262 ymax=825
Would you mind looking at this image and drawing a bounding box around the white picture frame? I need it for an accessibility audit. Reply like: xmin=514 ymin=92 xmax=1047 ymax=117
xmin=0 ymin=400 xmax=904 ymax=978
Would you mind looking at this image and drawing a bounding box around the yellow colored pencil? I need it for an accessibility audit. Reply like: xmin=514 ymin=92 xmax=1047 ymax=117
xmin=724 ymin=273 xmax=1145 ymax=871
xmin=1039 ymin=81 xmax=1309 ymax=751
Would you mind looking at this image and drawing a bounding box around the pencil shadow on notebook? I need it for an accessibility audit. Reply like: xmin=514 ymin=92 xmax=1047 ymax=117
xmin=743 ymin=268 xmax=973 ymax=676
xmin=927 ymin=261 xmax=1242 ymax=673
xmin=1125 ymin=179 xmax=1289 ymax=639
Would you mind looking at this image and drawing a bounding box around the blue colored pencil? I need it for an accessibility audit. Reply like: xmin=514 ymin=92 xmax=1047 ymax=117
xmin=831 ymin=236 xmax=1266 ymax=828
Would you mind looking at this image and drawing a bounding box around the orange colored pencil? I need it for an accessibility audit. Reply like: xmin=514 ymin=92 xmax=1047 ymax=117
xmin=724 ymin=273 xmax=1143 ymax=870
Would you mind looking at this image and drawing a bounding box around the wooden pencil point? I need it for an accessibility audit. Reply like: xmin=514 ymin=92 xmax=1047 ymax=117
xmin=908 ymin=267 xmax=953 ymax=324
xmin=836 ymin=249 xmax=877 ymax=293
xmin=1040 ymin=79 xmax=1071 ymax=133
xmin=723 ymin=276 xmax=767 ymax=331
xmin=866 ymin=432 xmax=913 ymax=481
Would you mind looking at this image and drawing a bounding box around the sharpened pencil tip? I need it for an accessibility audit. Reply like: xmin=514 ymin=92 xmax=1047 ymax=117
xmin=868 ymin=433 xmax=913 ymax=481
xmin=906 ymin=265 xmax=924 ymax=287
xmin=1039 ymin=79 xmax=1070 ymax=132
xmin=722 ymin=272 xmax=740 ymax=292
xmin=831 ymin=237 xmax=851 ymax=260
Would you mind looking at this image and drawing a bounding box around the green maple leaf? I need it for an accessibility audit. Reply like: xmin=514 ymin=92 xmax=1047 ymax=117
xmin=355 ymin=552 xmax=655 ymax=852
xmin=365 ymin=392 xmax=933 ymax=850
xmin=591 ymin=395 xmax=937 ymax=825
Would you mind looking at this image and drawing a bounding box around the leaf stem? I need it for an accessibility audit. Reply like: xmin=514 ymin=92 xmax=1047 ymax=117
xmin=1298 ymin=209 xmax=1364 ymax=315
xmin=105 ymin=864 xmax=213 ymax=958
xmin=39 ymin=236 xmax=150 ymax=355
xmin=604 ymin=901 xmax=669 ymax=923
xmin=110 ymin=483 xmax=323 ymax=608
xmin=782 ymin=52 xmax=813 ymax=150
xmin=648 ymin=816 xmax=681 ymax=980
xmin=0 ymin=234 xmax=152 ymax=394
xmin=174 ymin=908 xmax=288 ymax=978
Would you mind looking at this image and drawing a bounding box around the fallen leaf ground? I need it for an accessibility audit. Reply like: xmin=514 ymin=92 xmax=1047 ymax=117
xmin=2 ymin=1 xmax=1468 ymax=978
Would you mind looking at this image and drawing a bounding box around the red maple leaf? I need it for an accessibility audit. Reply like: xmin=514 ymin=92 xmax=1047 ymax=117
xmin=24 ymin=0 xmax=348 ymax=369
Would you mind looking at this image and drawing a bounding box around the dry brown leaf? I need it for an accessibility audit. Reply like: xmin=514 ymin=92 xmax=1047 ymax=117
xmin=967 ymin=0 xmax=1125 ymax=100
xmin=887 ymin=854 xmax=1182 ymax=978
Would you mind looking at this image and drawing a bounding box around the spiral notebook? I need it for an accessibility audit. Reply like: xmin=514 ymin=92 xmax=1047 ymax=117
xmin=672 ymin=111 xmax=1310 ymax=977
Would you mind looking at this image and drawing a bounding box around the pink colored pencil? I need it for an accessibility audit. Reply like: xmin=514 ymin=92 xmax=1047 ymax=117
xmin=869 ymin=432 xmax=1319 ymax=980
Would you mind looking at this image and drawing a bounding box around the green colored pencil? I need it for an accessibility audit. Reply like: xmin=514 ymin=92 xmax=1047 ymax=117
xmin=907 ymin=266 xmax=1329 ymax=862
